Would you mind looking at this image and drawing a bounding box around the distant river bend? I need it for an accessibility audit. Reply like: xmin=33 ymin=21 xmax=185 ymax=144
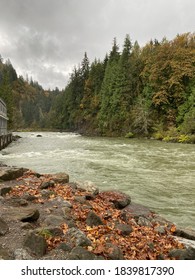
xmin=1 ymin=132 xmax=195 ymax=230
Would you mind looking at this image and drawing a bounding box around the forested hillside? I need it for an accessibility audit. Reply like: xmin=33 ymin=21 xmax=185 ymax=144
xmin=0 ymin=55 xmax=60 ymax=129
xmin=0 ymin=33 xmax=195 ymax=142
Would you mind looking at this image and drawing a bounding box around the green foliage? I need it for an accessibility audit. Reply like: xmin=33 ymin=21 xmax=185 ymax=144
xmin=0 ymin=32 xmax=194 ymax=143
xmin=38 ymin=229 xmax=53 ymax=238
xmin=178 ymin=134 xmax=191 ymax=143
xmin=125 ymin=132 xmax=134 ymax=138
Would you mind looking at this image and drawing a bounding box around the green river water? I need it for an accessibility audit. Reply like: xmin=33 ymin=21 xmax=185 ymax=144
xmin=0 ymin=131 xmax=194 ymax=230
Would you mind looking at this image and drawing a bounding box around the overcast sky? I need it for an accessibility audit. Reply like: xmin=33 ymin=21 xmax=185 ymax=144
xmin=0 ymin=0 xmax=194 ymax=90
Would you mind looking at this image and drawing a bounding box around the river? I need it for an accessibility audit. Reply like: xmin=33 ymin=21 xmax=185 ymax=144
xmin=0 ymin=131 xmax=195 ymax=230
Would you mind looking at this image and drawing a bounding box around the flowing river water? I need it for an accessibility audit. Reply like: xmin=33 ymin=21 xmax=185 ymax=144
xmin=0 ymin=131 xmax=195 ymax=230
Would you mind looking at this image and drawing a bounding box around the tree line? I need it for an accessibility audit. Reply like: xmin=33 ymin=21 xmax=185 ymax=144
xmin=0 ymin=32 xmax=195 ymax=143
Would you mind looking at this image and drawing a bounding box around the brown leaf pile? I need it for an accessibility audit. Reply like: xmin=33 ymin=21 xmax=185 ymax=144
xmin=7 ymin=171 xmax=183 ymax=260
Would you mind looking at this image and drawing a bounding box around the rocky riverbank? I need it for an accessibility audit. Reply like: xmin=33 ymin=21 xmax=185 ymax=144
xmin=0 ymin=165 xmax=195 ymax=260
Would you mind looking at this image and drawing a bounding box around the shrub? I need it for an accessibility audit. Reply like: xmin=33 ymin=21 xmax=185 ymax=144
xmin=125 ymin=132 xmax=134 ymax=138
xmin=178 ymin=134 xmax=191 ymax=143
xmin=153 ymin=131 xmax=164 ymax=140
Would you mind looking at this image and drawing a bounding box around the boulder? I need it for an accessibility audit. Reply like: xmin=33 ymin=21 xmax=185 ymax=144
xmin=68 ymin=246 xmax=100 ymax=260
xmin=65 ymin=228 xmax=91 ymax=247
xmin=51 ymin=172 xmax=69 ymax=184
xmin=0 ymin=217 xmax=9 ymax=236
xmin=174 ymin=227 xmax=195 ymax=241
xmin=40 ymin=180 xmax=55 ymax=189
xmin=122 ymin=202 xmax=153 ymax=217
xmin=50 ymin=197 xmax=72 ymax=208
xmin=6 ymin=197 xmax=28 ymax=207
xmin=43 ymin=215 xmax=65 ymax=227
xmin=0 ymin=166 xmax=28 ymax=181
xmin=8 ymin=208 xmax=40 ymax=222
xmin=86 ymin=211 xmax=103 ymax=227
xmin=106 ymin=191 xmax=131 ymax=209
xmin=174 ymin=237 xmax=195 ymax=249
xmin=169 ymin=247 xmax=195 ymax=260
xmin=105 ymin=243 xmax=124 ymax=260
xmin=137 ymin=216 xmax=153 ymax=227
xmin=76 ymin=181 xmax=99 ymax=196
xmin=115 ymin=223 xmax=133 ymax=236
xmin=23 ymin=231 xmax=47 ymax=257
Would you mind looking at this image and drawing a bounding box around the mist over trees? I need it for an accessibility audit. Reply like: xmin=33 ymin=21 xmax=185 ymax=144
xmin=0 ymin=33 xmax=195 ymax=142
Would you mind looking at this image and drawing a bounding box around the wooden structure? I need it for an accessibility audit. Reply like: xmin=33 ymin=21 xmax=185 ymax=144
xmin=0 ymin=98 xmax=12 ymax=150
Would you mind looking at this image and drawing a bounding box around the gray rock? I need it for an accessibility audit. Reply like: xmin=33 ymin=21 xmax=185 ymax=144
xmin=43 ymin=215 xmax=65 ymax=227
xmin=40 ymin=189 xmax=55 ymax=198
xmin=0 ymin=166 xmax=28 ymax=181
xmin=40 ymin=180 xmax=55 ymax=189
xmin=0 ymin=245 xmax=13 ymax=260
xmin=51 ymin=172 xmax=69 ymax=184
xmin=105 ymin=243 xmax=124 ymax=260
xmin=22 ymin=193 xmax=37 ymax=201
xmin=169 ymin=247 xmax=195 ymax=260
xmin=68 ymin=246 xmax=99 ymax=260
xmin=174 ymin=227 xmax=195 ymax=241
xmin=154 ymin=226 xmax=166 ymax=234
xmin=57 ymin=243 xmax=72 ymax=252
xmin=115 ymin=223 xmax=133 ymax=236
xmin=0 ymin=186 xmax=12 ymax=196
xmin=151 ymin=214 xmax=173 ymax=228
xmin=51 ymin=197 xmax=72 ymax=208
xmin=62 ymin=207 xmax=72 ymax=217
xmin=64 ymin=218 xmax=76 ymax=228
xmin=86 ymin=211 xmax=103 ymax=227
xmin=0 ymin=217 xmax=9 ymax=236
xmin=14 ymin=248 xmax=34 ymax=260
xmin=8 ymin=208 xmax=40 ymax=222
xmin=76 ymin=181 xmax=99 ymax=196
xmin=20 ymin=208 xmax=40 ymax=222
xmin=108 ymin=191 xmax=131 ymax=209
xmin=66 ymin=228 xmax=91 ymax=247
xmin=21 ymin=223 xmax=34 ymax=230
xmin=42 ymin=249 xmax=68 ymax=260
xmin=6 ymin=197 xmax=28 ymax=207
xmin=123 ymin=202 xmax=152 ymax=217
xmin=74 ymin=196 xmax=87 ymax=204
xmin=137 ymin=216 xmax=153 ymax=227
xmin=174 ymin=236 xmax=195 ymax=249
xmin=23 ymin=231 xmax=47 ymax=257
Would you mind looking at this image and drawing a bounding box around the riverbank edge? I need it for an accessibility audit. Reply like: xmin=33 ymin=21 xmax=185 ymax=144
xmin=13 ymin=128 xmax=195 ymax=144
xmin=0 ymin=165 xmax=195 ymax=260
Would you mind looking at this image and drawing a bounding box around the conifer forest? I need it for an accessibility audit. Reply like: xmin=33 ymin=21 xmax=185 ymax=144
xmin=0 ymin=33 xmax=195 ymax=143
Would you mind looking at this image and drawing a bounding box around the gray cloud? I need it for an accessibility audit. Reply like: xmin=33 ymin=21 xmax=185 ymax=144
xmin=0 ymin=0 xmax=194 ymax=89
